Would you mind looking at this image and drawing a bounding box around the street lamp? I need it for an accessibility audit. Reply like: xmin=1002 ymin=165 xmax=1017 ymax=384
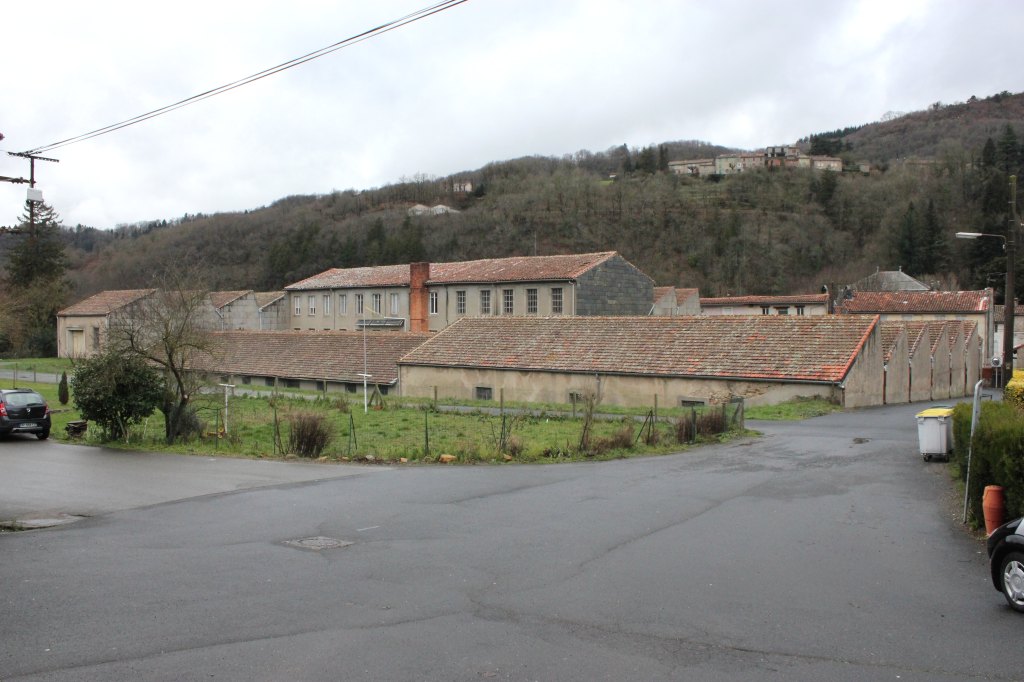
xmin=956 ymin=175 xmax=1020 ymax=385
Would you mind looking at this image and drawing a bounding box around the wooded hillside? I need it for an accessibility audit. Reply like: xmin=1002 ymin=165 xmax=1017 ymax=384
xmin=38 ymin=91 xmax=1024 ymax=301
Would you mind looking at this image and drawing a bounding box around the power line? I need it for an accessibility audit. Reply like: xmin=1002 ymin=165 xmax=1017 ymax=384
xmin=20 ymin=0 xmax=470 ymax=156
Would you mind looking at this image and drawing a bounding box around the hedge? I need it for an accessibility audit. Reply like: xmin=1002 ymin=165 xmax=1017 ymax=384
xmin=1005 ymin=368 xmax=1024 ymax=408
xmin=952 ymin=400 xmax=1024 ymax=525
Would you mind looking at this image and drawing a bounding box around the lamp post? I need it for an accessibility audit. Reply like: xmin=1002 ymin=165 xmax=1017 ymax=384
xmin=956 ymin=174 xmax=1019 ymax=386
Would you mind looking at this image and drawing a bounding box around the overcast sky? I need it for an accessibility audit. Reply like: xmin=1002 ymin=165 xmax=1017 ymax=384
xmin=1 ymin=0 xmax=1021 ymax=230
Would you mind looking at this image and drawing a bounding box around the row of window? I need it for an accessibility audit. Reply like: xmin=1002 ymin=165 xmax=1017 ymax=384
xmin=295 ymin=288 xmax=566 ymax=317
xmin=434 ymin=287 xmax=563 ymax=315
xmin=294 ymin=293 xmax=402 ymax=317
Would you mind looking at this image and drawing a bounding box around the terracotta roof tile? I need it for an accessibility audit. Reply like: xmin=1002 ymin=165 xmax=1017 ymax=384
xmin=840 ymin=290 xmax=991 ymax=313
xmin=59 ymin=289 xmax=156 ymax=316
xmin=700 ymin=293 xmax=829 ymax=306
xmin=284 ymin=252 xmax=626 ymax=291
xmin=285 ymin=264 xmax=411 ymax=290
xmin=879 ymin=322 xmax=906 ymax=362
xmin=194 ymin=331 xmax=433 ymax=385
xmin=903 ymin=321 xmax=930 ymax=356
xmin=209 ymin=291 xmax=251 ymax=309
xmin=255 ymin=292 xmax=285 ymax=309
xmin=400 ymin=315 xmax=879 ymax=384
xmin=429 ymin=252 xmax=619 ymax=284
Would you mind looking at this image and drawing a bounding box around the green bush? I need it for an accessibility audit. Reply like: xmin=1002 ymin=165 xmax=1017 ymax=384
xmin=71 ymin=352 xmax=164 ymax=441
xmin=1005 ymin=369 xmax=1024 ymax=408
xmin=952 ymin=401 xmax=1024 ymax=524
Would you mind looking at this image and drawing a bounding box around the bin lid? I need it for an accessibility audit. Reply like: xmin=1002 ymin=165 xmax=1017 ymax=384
xmin=916 ymin=407 xmax=954 ymax=418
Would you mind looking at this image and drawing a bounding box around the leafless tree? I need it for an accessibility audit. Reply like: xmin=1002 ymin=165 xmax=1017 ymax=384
xmin=107 ymin=267 xmax=214 ymax=443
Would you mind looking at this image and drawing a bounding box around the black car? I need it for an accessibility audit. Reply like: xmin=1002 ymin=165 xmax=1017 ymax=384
xmin=987 ymin=516 xmax=1024 ymax=612
xmin=0 ymin=388 xmax=52 ymax=440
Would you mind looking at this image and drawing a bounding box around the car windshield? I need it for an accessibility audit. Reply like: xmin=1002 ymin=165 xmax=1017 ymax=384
xmin=4 ymin=392 xmax=43 ymax=407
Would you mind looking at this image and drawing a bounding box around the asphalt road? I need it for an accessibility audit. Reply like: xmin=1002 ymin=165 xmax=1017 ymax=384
xmin=1 ymin=402 xmax=1017 ymax=681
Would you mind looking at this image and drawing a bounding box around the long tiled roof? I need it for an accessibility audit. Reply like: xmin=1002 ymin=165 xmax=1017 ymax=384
xmin=399 ymin=315 xmax=879 ymax=383
xmin=700 ymin=293 xmax=829 ymax=306
xmin=284 ymin=252 xmax=623 ymax=291
xmin=58 ymin=289 xmax=156 ymax=316
xmin=194 ymin=331 xmax=433 ymax=385
xmin=431 ymin=252 xmax=619 ymax=284
xmin=840 ymin=290 xmax=990 ymax=313
xmin=285 ymin=264 xmax=410 ymax=291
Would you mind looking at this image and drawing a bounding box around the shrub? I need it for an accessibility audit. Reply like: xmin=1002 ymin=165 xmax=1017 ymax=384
xmin=58 ymin=371 xmax=69 ymax=405
xmin=952 ymin=401 xmax=1024 ymax=524
xmin=675 ymin=413 xmax=696 ymax=443
xmin=288 ymin=412 xmax=333 ymax=458
xmin=697 ymin=407 xmax=727 ymax=437
xmin=71 ymin=351 xmax=164 ymax=441
xmin=1005 ymin=369 xmax=1024 ymax=408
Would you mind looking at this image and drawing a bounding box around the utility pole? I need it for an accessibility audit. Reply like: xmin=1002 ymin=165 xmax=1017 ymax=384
xmin=1008 ymin=175 xmax=1019 ymax=382
xmin=8 ymin=151 xmax=59 ymax=231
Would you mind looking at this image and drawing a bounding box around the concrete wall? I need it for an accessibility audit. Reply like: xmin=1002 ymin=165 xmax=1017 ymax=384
xmin=258 ymin=297 xmax=290 ymax=330
xmin=215 ymin=293 xmax=260 ymax=330
xmin=575 ymin=254 xmax=654 ymax=316
xmin=57 ymin=315 xmax=107 ymax=358
xmin=399 ymin=365 xmax=847 ymax=409
xmin=835 ymin=325 xmax=884 ymax=408
xmin=909 ymin=344 xmax=932 ymax=403
xmin=949 ymin=331 xmax=967 ymax=398
xmin=879 ymin=312 xmax=991 ymax=368
xmin=884 ymin=331 xmax=910 ymax=405
xmin=930 ymin=329 xmax=951 ymax=401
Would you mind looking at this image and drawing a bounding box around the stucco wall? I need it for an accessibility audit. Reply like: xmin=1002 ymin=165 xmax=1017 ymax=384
xmin=884 ymin=333 xmax=910 ymax=405
xmin=290 ymin=287 xmax=410 ymax=331
xmin=399 ymin=365 xmax=845 ymax=408
xmin=909 ymin=346 xmax=932 ymax=403
xmin=949 ymin=334 xmax=967 ymax=398
xmin=431 ymin=282 xmax=576 ymax=331
xmin=834 ymin=325 xmax=884 ymax=408
xmin=57 ymin=315 xmax=106 ymax=358
xmin=929 ymin=330 xmax=951 ymax=400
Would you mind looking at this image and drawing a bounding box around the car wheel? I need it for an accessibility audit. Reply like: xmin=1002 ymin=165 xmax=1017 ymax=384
xmin=999 ymin=551 xmax=1024 ymax=613
xmin=36 ymin=430 xmax=50 ymax=441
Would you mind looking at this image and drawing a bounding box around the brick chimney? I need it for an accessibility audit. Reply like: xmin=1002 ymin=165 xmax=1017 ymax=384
xmin=409 ymin=262 xmax=430 ymax=332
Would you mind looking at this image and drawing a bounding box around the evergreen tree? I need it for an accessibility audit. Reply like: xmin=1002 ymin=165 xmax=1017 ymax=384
xmin=997 ymin=124 xmax=1021 ymax=175
xmin=895 ymin=201 xmax=920 ymax=274
xmin=4 ymin=199 xmax=68 ymax=287
xmin=0 ymin=200 xmax=70 ymax=356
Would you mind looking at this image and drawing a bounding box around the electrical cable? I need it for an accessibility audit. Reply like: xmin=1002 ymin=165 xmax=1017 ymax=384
xmin=19 ymin=0 xmax=469 ymax=156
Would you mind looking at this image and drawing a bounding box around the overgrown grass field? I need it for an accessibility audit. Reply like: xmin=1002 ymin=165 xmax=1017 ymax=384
xmin=14 ymin=381 xmax=749 ymax=464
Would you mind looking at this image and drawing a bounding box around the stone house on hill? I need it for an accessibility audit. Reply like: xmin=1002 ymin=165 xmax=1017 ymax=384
xmin=397 ymin=315 xmax=883 ymax=408
xmin=284 ymin=252 xmax=654 ymax=333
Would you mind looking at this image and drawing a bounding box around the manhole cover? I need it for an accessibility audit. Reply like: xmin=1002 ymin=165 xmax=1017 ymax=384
xmin=281 ymin=536 xmax=353 ymax=551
